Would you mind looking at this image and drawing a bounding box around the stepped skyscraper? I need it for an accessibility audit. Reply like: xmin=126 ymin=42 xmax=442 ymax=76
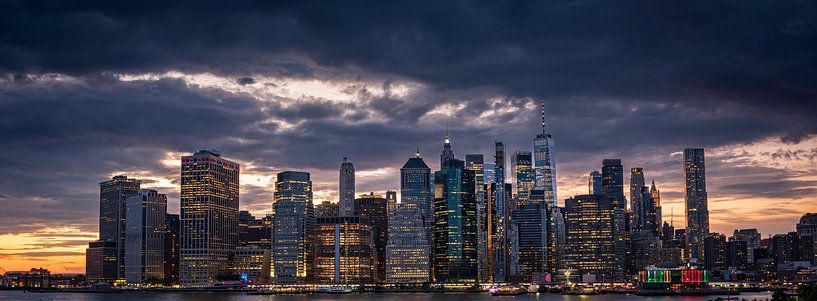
xmin=401 ymin=150 xmax=433 ymax=247
xmin=339 ymin=156 xmax=355 ymax=216
xmin=533 ymin=100 xmax=557 ymax=206
xmin=684 ymin=148 xmax=709 ymax=260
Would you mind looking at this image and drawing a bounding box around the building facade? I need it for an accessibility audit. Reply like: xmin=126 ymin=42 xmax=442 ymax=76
xmin=400 ymin=151 xmax=433 ymax=248
xmin=386 ymin=206 xmax=431 ymax=284
xmin=433 ymin=159 xmax=478 ymax=283
xmin=271 ymin=171 xmax=315 ymax=284
xmin=354 ymin=192 xmax=389 ymax=283
xmin=564 ymin=194 xmax=617 ymax=282
xmin=315 ymin=216 xmax=375 ymax=285
xmin=339 ymin=157 xmax=355 ymax=216
xmin=98 ymin=175 xmax=141 ymax=279
xmin=684 ymin=148 xmax=709 ymax=260
xmin=125 ymin=189 xmax=167 ymax=284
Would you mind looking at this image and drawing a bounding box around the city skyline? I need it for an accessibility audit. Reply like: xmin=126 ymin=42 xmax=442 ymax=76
xmin=1 ymin=1 xmax=817 ymax=276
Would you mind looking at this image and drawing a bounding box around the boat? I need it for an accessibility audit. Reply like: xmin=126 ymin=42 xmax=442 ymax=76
xmin=489 ymin=285 xmax=528 ymax=296
xmin=314 ymin=287 xmax=354 ymax=294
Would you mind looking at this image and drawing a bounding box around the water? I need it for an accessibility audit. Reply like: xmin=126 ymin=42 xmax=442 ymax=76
xmin=0 ymin=291 xmax=774 ymax=301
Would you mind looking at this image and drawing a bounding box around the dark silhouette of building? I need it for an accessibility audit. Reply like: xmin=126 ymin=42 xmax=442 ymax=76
xmin=354 ymin=192 xmax=389 ymax=283
xmin=433 ymin=159 xmax=478 ymax=283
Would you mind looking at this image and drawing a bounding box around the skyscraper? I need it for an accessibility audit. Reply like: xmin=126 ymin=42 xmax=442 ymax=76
xmin=732 ymin=229 xmax=761 ymax=265
xmin=400 ymin=150 xmax=433 ymax=247
xmin=630 ymin=167 xmax=645 ymax=225
xmin=354 ymin=192 xmax=389 ymax=283
xmin=465 ymin=154 xmax=490 ymax=282
xmin=512 ymin=151 xmax=533 ymax=201
xmin=315 ymin=216 xmax=375 ymax=285
xmin=588 ymin=171 xmax=602 ymax=195
xmin=510 ymin=202 xmax=549 ymax=282
xmin=433 ymin=159 xmax=478 ymax=283
xmin=441 ymin=132 xmax=455 ymax=169
xmin=601 ymin=159 xmax=625 ymax=209
xmin=386 ymin=190 xmax=398 ymax=218
xmin=684 ymin=148 xmax=709 ymax=260
xmin=125 ymin=189 xmax=167 ymax=284
xmin=98 ymin=175 xmax=141 ymax=279
xmin=164 ymin=214 xmax=180 ymax=284
xmin=564 ymin=194 xmax=617 ymax=282
xmin=271 ymin=171 xmax=315 ymax=284
xmin=533 ymin=100 xmax=557 ymax=206
xmin=493 ymin=141 xmax=508 ymax=282
xmin=238 ymin=211 xmax=272 ymax=249
xmin=339 ymin=156 xmax=355 ymax=216
xmin=386 ymin=206 xmax=430 ymax=284
xmin=179 ymin=150 xmax=240 ymax=287
xmin=315 ymin=201 xmax=339 ymax=217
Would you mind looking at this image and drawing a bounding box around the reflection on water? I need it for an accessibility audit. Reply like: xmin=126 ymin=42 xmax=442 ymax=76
xmin=0 ymin=291 xmax=774 ymax=301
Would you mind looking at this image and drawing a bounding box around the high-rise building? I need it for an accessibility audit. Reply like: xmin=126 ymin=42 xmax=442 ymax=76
xmin=86 ymin=240 xmax=118 ymax=283
xmin=386 ymin=206 xmax=430 ymax=284
xmin=238 ymin=211 xmax=272 ymax=249
xmin=493 ymin=141 xmax=508 ymax=282
xmin=601 ymin=159 xmax=625 ymax=209
xmin=433 ymin=159 xmax=478 ymax=283
xmin=732 ymin=229 xmax=761 ymax=265
xmin=796 ymin=213 xmax=817 ymax=265
xmin=588 ymin=171 xmax=602 ymax=195
xmin=315 ymin=201 xmax=339 ymax=217
xmin=400 ymin=151 xmax=433 ymax=248
xmin=564 ymin=194 xmax=617 ymax=282
xmin=703 ymin=233 xmax=726 ymax=271
xmin=179 ymin=150 xmax=240 ymax=287
xmin=510 ymin=202 xmax=550 ymax=282
xmin=271 ymin=171 xmax=315 ymax=284
xmin=650 ymin=180 xmax=662 ymax=238
xmin=125 ymin=189 xmax=167 ymax=284
xmin=354 ymin=192 xmax=389 ymax=283
xmin=684 ymin=148 xmax=709 ymax=260
xmin=164 ymin=214 xmax=179 ymax=284
xmin=339 ymin=156 xmax=355 ymax=216
xmin=231 ymin=247 xmax=271 ymax=284
xmin=315 ymin=216 xmax=375 ymax=285
xmin=98 ymin=175 xmax=141 ymax=279
xmin=629 ymin=167 xmax=645 ymax=223
xmin=512 ymin=151 xmax=533 ymax=201
xmin=533 ymin=100 xmax=557 ymax=206
xmin=725 ymin=239 xmax=748 ymax=269
xmin=441 ymin=132 xmax=455 ymax=169
xmin=386 ymin=190 xmax=398 ymax=218
xmin=465 ymin=154 xmax=490 ymax=283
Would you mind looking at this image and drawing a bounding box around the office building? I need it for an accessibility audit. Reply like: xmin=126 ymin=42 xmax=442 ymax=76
xmin=315 ymin=216 xmax=375 ymax=285
xmin=533 ymin=100 xmax=557 ymax=206
xmin=98 ymin=175 xmax=141 ymax=279
xmin=466 ymin=154 xmax=490 ymax=282
xmin=601 ymin=159 xmax=625 ymax=209
xmin=339 ymin=157 xmax=355 ymax=216
xmin=315 ymin=201 xmax=339 ymax=217
xmin=630 ymin=167 xmax=645 ymax=225
xmin=386 ymin=190 xmax=398 ymax=218
xmin=684 ymin=148 xmax=709 ymax=260
xmin=164 ymin=214 xmax=179 ymax=283
xmin=125 ymin=189 xmax=167 ymax=284
xmin=354 ymin=192 xmax=389 ymax=283
xmin=86 ymin=240 xmax=118 ymax=282
xmin=238 ymin=211 xmax=272 ymax=249
xmin=433 ymin=159 xmax=478 ymax=283
xmin=231 ymin=247 xmax=271 ymax=284
xmin=386 ymin=206 xmax=431 ymax=284
xmin=703 ymin=233 xmax=726 ymax=271
xmin=588 ymin=171 xmax=602 ymax=195
xmin=400 ymin=150 xmax=433 ymax=247
xmin=271 ymin=171 xmax=315 ymax=284
xmin=179 ymin=150 xmax=240 ymax=287
xmin=512 ymin=151 xmax=533 ymax=201
xmin=440 ymin=132 xmax=455 ymax=169
xmin=564 ymin=194 xmax=617 ymax=282
xmin=493 ymin=141 xmax=508 ymax=282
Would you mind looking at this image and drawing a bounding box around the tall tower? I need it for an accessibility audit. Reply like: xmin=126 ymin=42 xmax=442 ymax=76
xmin=630 ymin=167 xmax=645 ymax=229
xmin=339 ymin=156 xmax=355 ymax=216
xmin=650 ymin=180 xmax=662 ymax=237
xmin=465 ymin=154 xmax=490 ymax=282
xmin=125 ymin=189 xmax=167 ymax=284
xmin=98 ymin=175 xmax=141 ymax=279
xmin=533 ymin=100 xmax=557 ymax=206
xmin=271 ymin=171 xmax=315 ymax=284
xmin=441 ymin=131 xmax=455 ymax=169
xmin=512 ymin=151 xmax=533 ymax=202
xmin=588 ymin=171 xmax=602 ymax=195
xmin=400 ymin=150 xmax=433 ymax=248
xmin=180 ymin=150 xmax=240 ymax=287
xmin=493 ymin=141 xmax=508 ymax=282
xmin=684 ymin=148 xmax=709 ymax=260
xmin=432 ymin=159 xmax=478 ymax=283
xmin=601 ymin=159 xmax=625 ymax=209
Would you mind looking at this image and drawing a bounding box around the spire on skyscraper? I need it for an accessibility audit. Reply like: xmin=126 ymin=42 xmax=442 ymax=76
xmin=540 ymin=99 xmax=547 ymax=135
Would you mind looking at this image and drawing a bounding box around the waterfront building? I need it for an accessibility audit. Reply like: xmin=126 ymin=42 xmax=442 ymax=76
xmin=164 ymin=214 xmax=179 ymax=283
xmin=493 ymin=141 xmax=508 ymax=282
xmin=601 ymin=159 xmax=625 ymax=209
xmin=85 ymin=240 xmax=118 ymax=282
xmin=315 ymin=201 xmax=339 ymax=217
xmin=796 ymin=213 xmax=817 ymax=264
xmin=466 ymin=154 xmax=490 ymax=282
xmin=271 ymin=171 xmax=315 ymax=284
xmin=533 ymin=100 xmax=557 ymax=206
xmin=631 ymin=230 xmax=660 ymax=272
xmin=98 ymin=175 xmax=141 ymax=279
xmin=385 ymin=206 xmax=431 ymax=284
xmin=512 ymin=151 xmax=533 ymax=201
xmin=433 ymin=159 xmax=478 ymax=283
xmin=125 ymin=189 xmax=167 ymax=284
xmin=588 ymin=171 xmax=602 ymax=195
xmin=315 ymin=216 xmax=375 ymax=285
xmin=510 ymin=202 xmax=550 ymax=282
xmin=400 ymin=150 xmax=433 ymax=250
xmin=684 ymin=148 xmax=709 ymax=260
xmin=725 ymin=239 xmax=748 ymax=269
xmin=703 ymin=233 xmax=727 ymax=271
xmin=564 ymin=194 xmax=617 ymax=282
xmin=179 ymin=150 xmax=240 ymax=287
xmin=231 ymin=247 xmax=271 ymax=284
xmin=239 ymin=211 xmax=272 ymax=249
xmin=772 ymin=232 xmax=814 ymax=267
xmin=354 ymin=192 xmax=389 ymax=283
xmin=339 ymin=157 xmax=355 ymax=216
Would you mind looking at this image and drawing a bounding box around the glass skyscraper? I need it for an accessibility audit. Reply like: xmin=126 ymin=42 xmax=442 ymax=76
xmin=124 ymin=189 xmax=167 ymax=284
xmin=433 ymin=159 xmax=478 ymax=283
xmin=601 ymin=159 xmax=625 ymax=209
xmin=339 ymin=157 xmax=355 ymax=216
xmin=400 ymin=151 xmax=432 ymax=247
xmin=533 ymin=100 xmax=557 ymax=206
xmin=512 ymin=151 xmax=533 ymax=202
xmin=684 ymin=148 xmax=709 ymax=260
xmin=271 ymin=171 xmax=315 ymax=284
xmin=179 ymin=150 xmax=240 ymax=287
xmin=98 ymin=175 xmax=141 ymax=279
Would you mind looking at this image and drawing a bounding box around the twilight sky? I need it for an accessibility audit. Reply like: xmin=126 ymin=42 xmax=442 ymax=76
xmin=1 ymin=1 xmax=817 ymax=273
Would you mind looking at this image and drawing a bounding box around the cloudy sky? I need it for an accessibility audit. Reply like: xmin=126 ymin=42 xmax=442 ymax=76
xmin=1 ymin=1 xmax=816 ymax=273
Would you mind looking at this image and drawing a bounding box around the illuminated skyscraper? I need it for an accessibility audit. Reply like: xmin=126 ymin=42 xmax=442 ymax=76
xmin=271 ymin=171 xmax=315 ymax=284
xmin=440 ymin=131 xmax=455 ymax=169
xmin=315 ymin=216 xmax=375 ymax=285
xmin=98 ymin=175 xmax=141 ymax=279
xmin=465 ymin=154 xmax=490 ymax=282
xmin=86 ymin=240 xmax=118 ymax=282
xmin=533 ymin=100 xmax=557 ymax=206
xmin=386 ymin=190 xmax=398 ymax=218
xmin=125 ymin=189 xmax=167 ymax=284
xmin=386 ymin=206 xmax=430 ymax=284
xmin=564 ymin=194 xmax=617 ymax=282
xmin=493 ymin=141 xmax=508 ymax=282
xmin=630 ymin=167 xmax=645 ymax=225
xmin=400 ymin=150 xmax=432 ymax=247
xmin=339 ymin=157 xmax=355 ymax=216
xmin=684 ymin=148 xmax=709 ymax=260
xmin=512 ymin=151 xmax=533 ymax=202
xmin=433 ymin=159 xmax=478 ymax=283
xmin=179 ymin=150 xmax=240 ymax=287
xmin=315 ymin=201 xmax=339 ymax=217
xmin=354 ymin=192 xmax=389 ymax=283
xmin=601 ymin=159 xmax=625 ymax=209
xmin=510 ymin=202 xmax=549 ymax=282
xmin=589 ymin=171 xmax=602 ymax=195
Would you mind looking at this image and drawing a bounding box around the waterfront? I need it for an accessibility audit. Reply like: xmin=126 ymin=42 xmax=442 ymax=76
xmin=0 ymin=291 xmax=775 ymax=301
